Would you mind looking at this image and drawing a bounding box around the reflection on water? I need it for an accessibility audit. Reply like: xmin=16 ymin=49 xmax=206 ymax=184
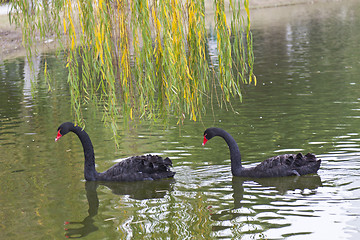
xmin=65 ymin=182 xmax=99 ymax=238
xmin=65 ymin=180 xmax=174 ymax=238
xmin=1 ymin=0 xmax=360 ymax=239
xmin=23 ymin=54 xmax=42 ymax=99
xmin=211 ymin=175 xmax=322 ymax=237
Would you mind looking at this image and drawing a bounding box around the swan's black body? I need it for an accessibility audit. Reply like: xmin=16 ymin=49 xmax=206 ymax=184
xmin=55 ymin=122 xmax=175 ymax=181
xmin=202 ymin=127 xmax=321 ymax=178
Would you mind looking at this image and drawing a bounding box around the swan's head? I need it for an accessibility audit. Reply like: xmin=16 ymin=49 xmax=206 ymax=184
xmin=55 ymin=122 xmax=75 ymax=142
xmin=202 ymin=127 xmax=218 ymax=146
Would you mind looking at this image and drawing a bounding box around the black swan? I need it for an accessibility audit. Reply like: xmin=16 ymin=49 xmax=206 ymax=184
xmin=202 ymin=127 xmax=321 ymax=178
xmin=55 ymin=122 xmax=175 ymax=181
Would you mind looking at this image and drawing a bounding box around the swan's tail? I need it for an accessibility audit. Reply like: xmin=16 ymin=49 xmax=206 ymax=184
xmin=296 ymin=153 xmax=321 ymax=175
xmin=136 ymin=155 xmax=176 ymax=180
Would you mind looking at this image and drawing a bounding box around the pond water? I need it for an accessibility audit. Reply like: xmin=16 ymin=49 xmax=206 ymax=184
xmin=1 ymin=1 xmax=360 ymax=239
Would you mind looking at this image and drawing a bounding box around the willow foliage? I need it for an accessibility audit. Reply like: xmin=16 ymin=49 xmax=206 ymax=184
xmin=9 ymin=0 xmax=255 ymax=127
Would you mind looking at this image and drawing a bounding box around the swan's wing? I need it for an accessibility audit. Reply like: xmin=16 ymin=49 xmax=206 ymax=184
xmin=256 ymin=153 xmax=319 ymax=168
xmin=255 ymin=154 xmax=296 ymax=169
xmin=98 ymin=155 xmax=175 ymax=181
xmin=253 ymin=153 xmax=320 ymax=176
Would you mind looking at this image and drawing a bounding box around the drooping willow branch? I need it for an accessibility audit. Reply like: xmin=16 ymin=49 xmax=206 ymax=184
xmin=9 ymin=0 xmax=255 ymax=128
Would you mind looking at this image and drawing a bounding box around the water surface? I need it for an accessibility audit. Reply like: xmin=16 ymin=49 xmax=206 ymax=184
xmin=1 ymin=1 xmax=360 ymax=239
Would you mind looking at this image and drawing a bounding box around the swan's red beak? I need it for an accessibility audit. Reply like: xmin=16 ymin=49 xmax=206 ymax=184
xmin=202 ymin=135 xmax=208 ymax=146
xmin=55 ymin=130 xmax=62 ymax=142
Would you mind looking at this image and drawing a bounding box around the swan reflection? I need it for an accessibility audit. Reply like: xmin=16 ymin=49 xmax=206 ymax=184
xmin=211 ymin=175 xmax=322 ymax=231
xmin=64 ymin=179 xmax=174 ymax=238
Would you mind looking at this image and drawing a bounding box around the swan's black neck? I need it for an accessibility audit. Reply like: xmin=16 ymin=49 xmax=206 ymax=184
xmin=213 ymin=128 xmax=243 ymax=176
xmin=71 ymin=126 xmax=98 ymax=181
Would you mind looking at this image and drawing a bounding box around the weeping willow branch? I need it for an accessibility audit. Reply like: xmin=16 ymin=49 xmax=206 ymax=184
xmin=9 ymin=0 xmax=255 ymax=130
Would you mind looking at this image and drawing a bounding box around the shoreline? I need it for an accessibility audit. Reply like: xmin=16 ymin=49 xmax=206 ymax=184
xmin=0 ymin=0 xmax=343 ymax=61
